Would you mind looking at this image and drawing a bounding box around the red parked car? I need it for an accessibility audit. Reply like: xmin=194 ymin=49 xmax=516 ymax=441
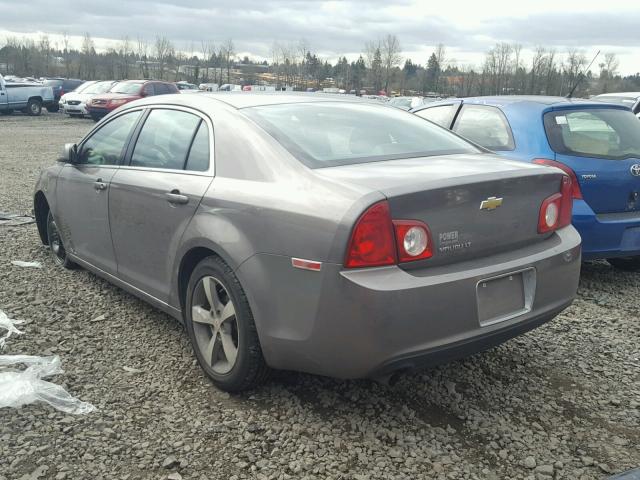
xmin=86 ymin=80 xmax=179 ymax=121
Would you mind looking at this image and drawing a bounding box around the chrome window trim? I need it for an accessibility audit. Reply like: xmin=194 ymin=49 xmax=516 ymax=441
xmin=120 ymin=104 xmax=215 ymax=177
xmin=76 ymin=107 xmax=147 ymax=167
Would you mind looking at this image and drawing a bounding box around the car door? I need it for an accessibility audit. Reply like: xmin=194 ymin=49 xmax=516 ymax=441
xmin=55 ymin=109 xmax=143 ymax=274
xmin=108 ymin=107 xmax=214 ymax=303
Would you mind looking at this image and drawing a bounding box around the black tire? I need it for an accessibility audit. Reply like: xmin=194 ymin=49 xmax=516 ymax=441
xmin=90 ymin=114 xmax=101 ymax=122
xmin=607 ymin=257 xmax=640 ymax=272
xmin=46 ymin=104 xmax=60 ymax=113
xmin=27 ymin=98 xmax=42 ymax=116
xmin=185 ymin=256 xmax=269 ymax=392
xmin=46 ymin=211 xmax=76 ymax=269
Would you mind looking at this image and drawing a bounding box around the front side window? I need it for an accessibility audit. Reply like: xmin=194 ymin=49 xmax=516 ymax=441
xmin=452 ymin=105 xmax=515 ymax=151
xmin=244 ymin=102 xmax=479 ymax=168
xmin=130 ymin=109 xmax=201 ymax=170
xmin=414 ymin=104 xmax=458 ymax=128
xmin=544 ymin=108 xmax=640 ymax=160
xmin=77 ymin=111 xmax=141 ymax=165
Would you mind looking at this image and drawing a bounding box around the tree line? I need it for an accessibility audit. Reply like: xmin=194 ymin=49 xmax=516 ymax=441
xmin=1 ymin=33 xmax=638 ymax=97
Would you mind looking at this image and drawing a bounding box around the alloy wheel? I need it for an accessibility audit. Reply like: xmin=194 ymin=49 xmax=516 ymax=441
xmin=47 ymin=215 xmax=66 ymax=265
xmin=191 ymin=276 xmax=239 ymax=374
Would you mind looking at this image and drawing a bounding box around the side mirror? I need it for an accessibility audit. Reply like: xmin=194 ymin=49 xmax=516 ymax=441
xmin=58 ymin=143 xmax=77 ymax=163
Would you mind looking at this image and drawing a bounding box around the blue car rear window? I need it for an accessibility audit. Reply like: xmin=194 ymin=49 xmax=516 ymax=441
xmin=544 ymin=108 xmax=640 ymax=160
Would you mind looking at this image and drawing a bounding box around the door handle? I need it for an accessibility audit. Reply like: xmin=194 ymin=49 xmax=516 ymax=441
xmin=94 ymin=179 xmax=107 ymax=191
xmin=165 ymin=190 xmax=189 ymax=205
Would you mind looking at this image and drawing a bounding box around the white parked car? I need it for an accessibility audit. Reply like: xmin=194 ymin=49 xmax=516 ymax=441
xmin=592 ymin=92 xmax=640 ymax=118
xmin=59 ymin=80 xmax=118 ymax=117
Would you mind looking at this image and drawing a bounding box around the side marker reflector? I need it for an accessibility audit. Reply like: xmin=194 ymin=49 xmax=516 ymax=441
xmin=291 ymin=258 xmax=322 ymax=271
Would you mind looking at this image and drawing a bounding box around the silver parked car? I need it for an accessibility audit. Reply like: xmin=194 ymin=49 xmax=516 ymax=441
xmin=33 ymin=93 xmax=581 ymax=391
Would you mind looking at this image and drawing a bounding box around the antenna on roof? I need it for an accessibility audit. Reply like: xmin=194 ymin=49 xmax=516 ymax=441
xmin=566 ymin=50 xmax=600 ymax=99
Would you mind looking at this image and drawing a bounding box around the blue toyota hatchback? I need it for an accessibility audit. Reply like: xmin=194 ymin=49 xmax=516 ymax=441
xmin=412 ymin=96 xmax=640 ymax=270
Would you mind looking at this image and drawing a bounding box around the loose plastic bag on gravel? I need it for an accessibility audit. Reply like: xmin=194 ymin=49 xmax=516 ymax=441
xmin=11 ymin=260 xmax=42 ymax=268
xmin=0 ymin=310 xmax=23 ymax=349
xmin=0 ymin=355 xmax=95 ymax=414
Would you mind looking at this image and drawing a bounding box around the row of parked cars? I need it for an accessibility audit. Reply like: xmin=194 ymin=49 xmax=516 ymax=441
xmin=31 ymin=87 xmax=640 ymax=391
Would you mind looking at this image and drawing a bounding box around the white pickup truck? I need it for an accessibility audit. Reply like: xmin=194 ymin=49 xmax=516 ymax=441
xmin=0 ymin=74 xmax=55 ymax=116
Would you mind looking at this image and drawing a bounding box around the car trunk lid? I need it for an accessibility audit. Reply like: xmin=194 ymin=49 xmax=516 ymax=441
xmin=317 ymin=154 xmax=566 ymax=266
xmin=544 ymin=105 xmax=640 ymax=214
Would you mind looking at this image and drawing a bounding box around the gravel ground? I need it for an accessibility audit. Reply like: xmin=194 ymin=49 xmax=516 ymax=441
xmin=0 ymin=113 xmax=639 ymax=480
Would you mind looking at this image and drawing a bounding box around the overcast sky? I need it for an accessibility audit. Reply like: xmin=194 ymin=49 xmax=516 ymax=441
xmin=1 ymin=0 xmax=638 ymax=74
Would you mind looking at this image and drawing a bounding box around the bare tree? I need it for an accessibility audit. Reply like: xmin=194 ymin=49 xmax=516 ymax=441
xmin=137 ymin=36 xmax=150 ymax=78
xmin=220 ymin=38 xmax=235 ymax=84
xmin=154 ymin=35 xmax=173 ymax=80
xmin=119 ymin=36 xmax=132 ymax=79
xmin=380 ymin=34 xmax=401 ymax=93
xmin=81 ymin=33 xmax=96 ymax=79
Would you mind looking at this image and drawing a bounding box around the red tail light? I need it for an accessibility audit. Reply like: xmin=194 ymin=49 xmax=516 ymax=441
xmin=345 ymin=201 xmax=433 ymax=268
xmin=345 ymin=201 xmax=396 ymax=268
xmin=538 ymin=175 xmax=573 ymax=233
xmin=532 ymin=158 xmax=582 ymax=199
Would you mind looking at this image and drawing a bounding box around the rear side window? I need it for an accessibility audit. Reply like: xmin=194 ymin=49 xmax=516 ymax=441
xmin=142 ymin=83 xmax=155 ymax=96
xmin=164 ymin=83 xmax=179 ymax=94
xmin=544 ymin=109 xmax=640 ymax=160
xmin=244 ymin=102 xmax=479 ymax=168
xmin=130 ymin=109 xmax=201 ymax=170
xmin=63 ymin=80 xmax=82 ymax=91
xmin=185 ymin=122 xmax=210 ymax=171
xmin=154 ymin=83 xmax=168 ymax=95
xmin=414 ymin=104 xmax=458 ymax=128
xmin=452 ymin=105 xmax=515 ymax=151
xmin=78 ymin=111 xmax=142 ymax=165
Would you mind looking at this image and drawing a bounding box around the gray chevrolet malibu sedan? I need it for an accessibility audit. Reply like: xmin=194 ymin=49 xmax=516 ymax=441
xmin=33 ymin=93 xmax=581 ymax=391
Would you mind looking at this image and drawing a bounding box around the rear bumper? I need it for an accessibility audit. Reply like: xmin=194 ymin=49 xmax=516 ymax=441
xmin=573 ymin=199 xmax=640 ymax=260
xmin=237 ymin=226 xmax=582 ymax=379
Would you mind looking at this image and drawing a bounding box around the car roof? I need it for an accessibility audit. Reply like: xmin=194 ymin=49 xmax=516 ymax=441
xmin=174 ymin=92 xmax=373 ymax=109
xmin=593 ymin=92 xmax=640 ymax=99
xmin=413 ymin=95 xmax=628 ymax=112
xmin=460 ymin=95 xmax=609 ymax=107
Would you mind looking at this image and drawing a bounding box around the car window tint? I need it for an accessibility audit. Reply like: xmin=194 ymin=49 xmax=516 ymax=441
xmin=544 ymin=109 xmax=640 ymax=160
xmin=131 ymin=109 xmax=201 ymax=170
xmin=155 ymin=83 xmax=168 ymax=94
xmin=78 ymin=111 xmax=141 ymax=166
xmin=414 ymin=105 xmax=457 ymax=128
xmin=185 ymin=122 xmax=210 ymax=171
xmin=244 ymin=102 xmax=479 ymax=168
xmin=452 ymin=105 xmax=515 ymax=151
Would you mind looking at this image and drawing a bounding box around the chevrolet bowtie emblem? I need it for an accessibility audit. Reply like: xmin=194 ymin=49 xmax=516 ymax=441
xmin=480 ymin=196 xmax=503 ymax=211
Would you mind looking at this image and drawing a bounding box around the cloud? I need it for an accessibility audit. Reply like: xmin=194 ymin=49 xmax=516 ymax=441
xmin=0 ymin=0 xmax=638 ymax=72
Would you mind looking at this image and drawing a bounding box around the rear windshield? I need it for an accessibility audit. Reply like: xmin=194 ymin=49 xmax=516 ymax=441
xmin=110 ymin=82 xmax=143 ymax=94
xmin=544 ymin=108 xmax=640 ymax=160
xmin=244 ymin=102 xmax=480 ymax=168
